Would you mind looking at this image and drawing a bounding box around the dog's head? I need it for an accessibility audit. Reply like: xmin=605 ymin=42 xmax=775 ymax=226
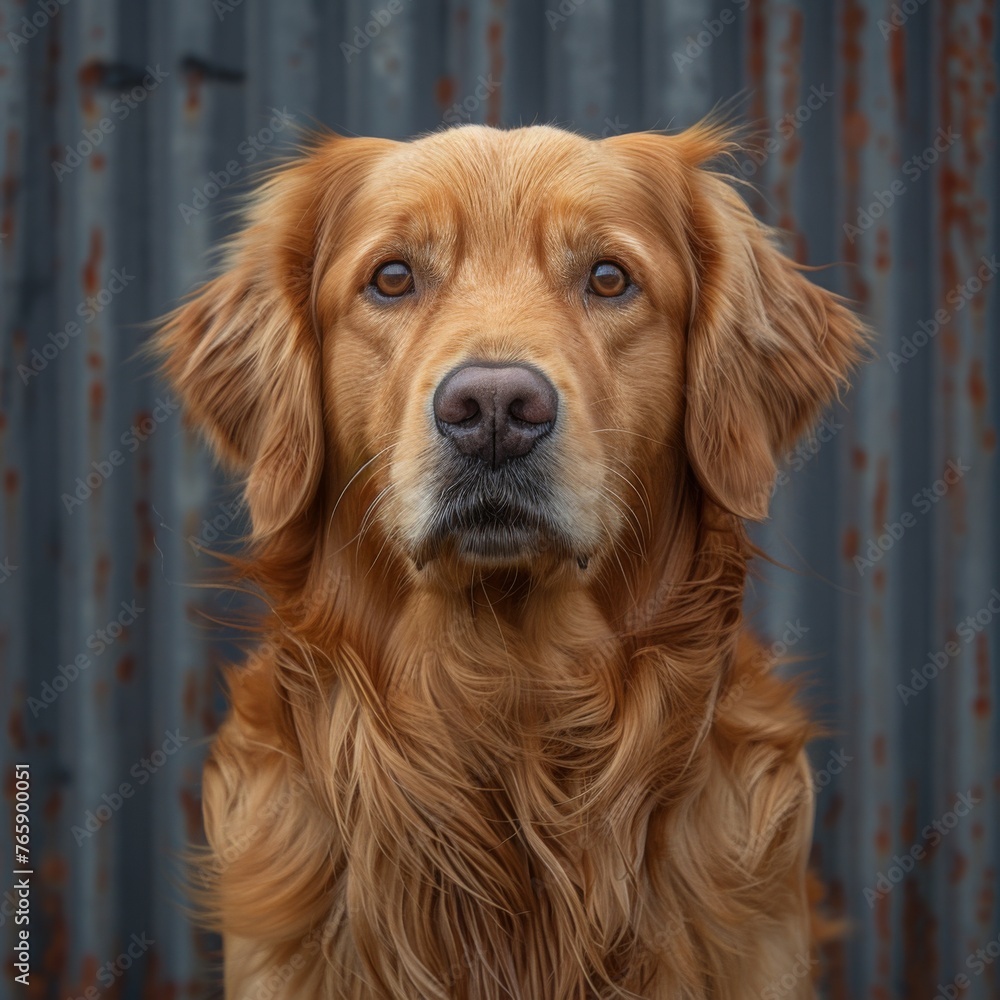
xmin=159 ymin=125 xmax=866 ymax=590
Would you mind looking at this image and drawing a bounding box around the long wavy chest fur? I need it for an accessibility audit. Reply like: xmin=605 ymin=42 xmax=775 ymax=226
xmin=203 ymin=615 xmax=817 ymax=1000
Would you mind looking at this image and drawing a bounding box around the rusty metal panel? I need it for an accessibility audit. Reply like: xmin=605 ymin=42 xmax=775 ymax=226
xmin=1 ymin=2 xmax=996 ymax=998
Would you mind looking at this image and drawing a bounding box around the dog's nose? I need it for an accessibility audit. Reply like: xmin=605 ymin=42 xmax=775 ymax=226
xmin=434 ymin=364 xmax=558 ymax=466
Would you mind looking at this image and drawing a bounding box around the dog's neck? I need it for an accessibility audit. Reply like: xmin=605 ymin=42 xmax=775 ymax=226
xmin=239 ymin=492 xmax=754 ymax=996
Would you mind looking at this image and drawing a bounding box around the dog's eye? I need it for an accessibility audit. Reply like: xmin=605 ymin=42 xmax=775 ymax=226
xmin=588 ymin=261 xmax=629 ymax=297
xmin=371 ymin=261 xmax=414 ymax=298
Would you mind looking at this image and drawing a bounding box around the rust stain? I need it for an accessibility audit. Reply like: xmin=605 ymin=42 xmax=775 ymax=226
xmin=949 ymin=851 xmax=968 ymax=885
xmin=70 ymin=956 xmax=100 ymax=999
xmin=4 ymin=468 xmax=18 ymax=495
xmin=872 ymin=456 xmax=889 ymax=529
xmin=838 ymin=0 xmax=867 ymax=301
xmin=823 ymin=791 xmax=843 ymax=829
xmin=822 ymin=879 xmax=849 ymax=1000
xmin=979 ymin=867 xmax=996 ymax=924
xmin=901 ymin=793 xmax=917 ymax=843
xmin=95 ymin=552 xmax=110 ymax=601
xmin=1 ymin=128 xmax=18 ymax=247
xmin=183 ymin=669 xmax=198 ymax=719
xmin=486 ymin=21 xmax=504 ymax=126
xmin=968 ymin=358 xmax=988 ymax=407
xmin=874 ymin=887 xmax=891 ymax=943
xmin=888 ymin=24 xmax=906 ymax=122
xmin=89 ymin=380 xmax=105 ymax=425
xmin=940 ymin=329 xmax=960 ymax=366
xmin=434 ymin=76 xmax=456 ymax=109
xmin=180 ymin=785 xmax=202 ymax=840
xmin=747 ymin=8 xmax=766 ymax=124
xmin=973 ymin=632 xmax=990 ymax=718
xmin=116 ymin=654 xmax=136 ymax=683
xmin=842 ymin=525 xmax=859 ymax=561
xmin=185 ymin=64 xmax=203 ymax=116
xmin=902 ymin=879 xmax=938 ymax=997
xmin=142 ymin=950 xmax=181 ymax=1000
xmin=76 ymin=60 xmax=103 ymax=119
xmin=7 ymin=707 xmax=25 ymax=750
xmin=873 ymin=733 xmax=886 ymax=766
xmin=82 ymin=227 xmax=104 ymax=297
xmin=851 ymin=447 xmax=867 ymax=470
xmin=875 ymin=803 xmax=891 ymax=855
xmin=875 ymin=227 xmax=890 ymax=272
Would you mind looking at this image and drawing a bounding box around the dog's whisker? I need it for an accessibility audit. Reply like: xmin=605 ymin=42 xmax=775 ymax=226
xmin=328 ymin=444 xmax=395 ymax=528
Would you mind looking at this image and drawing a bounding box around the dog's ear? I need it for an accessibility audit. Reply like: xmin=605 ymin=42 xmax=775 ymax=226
xmin=678 ymin=136 xmax=870 ymax=520
xmin=156 ymin=137 xmax=384 ymax=539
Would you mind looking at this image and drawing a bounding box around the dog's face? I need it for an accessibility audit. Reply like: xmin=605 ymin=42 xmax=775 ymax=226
xmin=322 ymin=127 xmax=693 ymax=573
xmin=159 ymin=125 xmax=865 ymax=586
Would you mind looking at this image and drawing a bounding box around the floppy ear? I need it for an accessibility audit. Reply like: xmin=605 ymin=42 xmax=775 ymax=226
xmin=156 ymin=138 xmax=381 ymax=539
xmin=678 ymin=136 xmax=870 ymax=520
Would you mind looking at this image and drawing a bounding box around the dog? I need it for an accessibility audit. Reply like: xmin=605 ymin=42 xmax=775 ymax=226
xmin=157 ymin=123 xmax=868 ymax=999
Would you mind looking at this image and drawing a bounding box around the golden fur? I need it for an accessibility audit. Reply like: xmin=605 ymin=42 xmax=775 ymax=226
xmin=157 ymin=124 xmax=868 ymax=999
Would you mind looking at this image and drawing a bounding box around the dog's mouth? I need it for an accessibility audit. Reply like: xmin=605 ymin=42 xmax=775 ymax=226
xmin=415 ymin=461 xmax=578 ymax=566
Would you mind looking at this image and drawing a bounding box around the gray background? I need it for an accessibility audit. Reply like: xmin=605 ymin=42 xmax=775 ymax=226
xmin=1 ymin=0 xmax=998 ymax=997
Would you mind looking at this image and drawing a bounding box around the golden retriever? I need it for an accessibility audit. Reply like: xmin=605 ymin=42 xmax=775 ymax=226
xmin=157 ymin=123 xmax=867 ymax=999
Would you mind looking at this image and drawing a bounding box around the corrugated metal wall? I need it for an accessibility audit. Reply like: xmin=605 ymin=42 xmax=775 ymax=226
xmin=1 ymin=1 xmax=997 ymax=997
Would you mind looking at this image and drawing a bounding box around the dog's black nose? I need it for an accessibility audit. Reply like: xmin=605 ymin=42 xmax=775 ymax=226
xmin=434 ymin=363 xmax=558 ymax=466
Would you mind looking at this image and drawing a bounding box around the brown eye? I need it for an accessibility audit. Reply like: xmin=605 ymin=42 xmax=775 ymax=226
xmin=588 ymin=261 xmax=629 ymax=297
xmin=372 ymin=261 xmax=414 ymax=297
